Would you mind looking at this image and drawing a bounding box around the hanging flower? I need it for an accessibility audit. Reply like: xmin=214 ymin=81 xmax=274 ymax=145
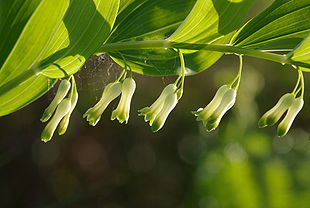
xmin=151 ymin=93 xmax=178 ymax=132
xmin=58 ymin=83 xmax=79 ymax=135
xmin=83 ymin=81 xmax=122 ymax=126
xmin=277 ymin=98 xmax=304 ymax=137
xmin=41 ymin=79 xmax=71 ymax=122
xmin=139 ymin=84 xmax=177 ymax=125
xmin=111 ymin=77 xmax=136 ymax=124
xmin=193 ymin=85 xmax=229 ymax=122
xmin=193 ymin=86 xmax=236 ymax=132
xmin=41 ymin=98 xmax=71 ymax=142
xmin=258 ymin=93 xmax=295 ymax=128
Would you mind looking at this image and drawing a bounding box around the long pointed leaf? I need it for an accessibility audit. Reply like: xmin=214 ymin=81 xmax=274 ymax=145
xmin=169 ymin=0 xmax=253 ymax=44
xmin=289 ymin=35 xmax=310 ymax=69
xmin=232 ymin=0 xmax=310 ymax=50
xmin=0 ymin=0 xmax=70 ymax=85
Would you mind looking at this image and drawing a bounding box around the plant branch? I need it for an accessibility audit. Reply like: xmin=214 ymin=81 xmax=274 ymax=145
xmin=97 ymin=40 xmax=292 ymax=66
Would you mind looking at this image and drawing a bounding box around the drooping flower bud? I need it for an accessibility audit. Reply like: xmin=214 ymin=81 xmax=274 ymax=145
xmin=111 ymin=78 xmax=136 ymax=124
xmin=151 ymin=93 xmax=178 ymax=132
xmin=83 ymin=82 xmax=122 ymax=126
xmin=41 ymin=99 xmax=71 ymax=142
xmin=277 ymin=98 xmax=304 ymax=137
xmin=258 ymin=93 xmax=294 ymax=128
xmin=204 ymin=88 xmax=237 ymax=132
xmin=41 ymin=79 xmax=71 ymax=122
xmin=193 ymin=85 xmax=229 ymax=122
xmin=58 ymin=84 xmax=79 ymax=135
xmin=139 ymin=84 xmax=177 ymax=125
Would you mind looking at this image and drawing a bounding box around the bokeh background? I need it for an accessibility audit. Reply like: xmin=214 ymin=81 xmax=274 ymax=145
xmin=1 ymin=1 xmax=310 ymax=207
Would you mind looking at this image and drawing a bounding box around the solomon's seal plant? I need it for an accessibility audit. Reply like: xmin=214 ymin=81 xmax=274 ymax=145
xmin=259 ymin=70 xmax=305 ymax=137
xmin=0 ymin=0 xmax=310 ymax=142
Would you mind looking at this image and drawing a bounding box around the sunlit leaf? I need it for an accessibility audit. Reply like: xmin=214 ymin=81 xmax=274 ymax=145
xmin=169 ymin=0 xmax=253 ymax=44
xmin=0 ymin=0 xmax=120 ymax=116
xmin=289 ymin=35 xmax=310 ymax=69
xmin=0 ymin=0 xmax=70 ymax=85
xmin=109 ymin=0 xmax=252 ymax=76
xmin=232 ymin=0 xmax=310 ymax=50
xmin=0 ymin=75 xmax=56 ymax=116
xmin=0 ymin=0 xmax=68 ymax=116
xmin=0 ymin=0 xmax=42 ymax=68
xmin=40 ymin=0 xmax=120 ymax=78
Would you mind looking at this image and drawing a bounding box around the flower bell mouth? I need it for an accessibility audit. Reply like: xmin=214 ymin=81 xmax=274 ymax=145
xmin=41 ymin=79 xmax=71 ymax=122
xmin=111 ymin=77 xmax=136 ymax=124
xmin=258 ymin=93 xmax=295 ymax=128
xmin=139 ymin=84 xmax=177 ymax=125
xmin=83 ymin=81 xmax=122 ymax=126
xmin=193 ymin=86 xmax=236 ymax=132
xmin=277 ymin=98 xmax=304 ymax=137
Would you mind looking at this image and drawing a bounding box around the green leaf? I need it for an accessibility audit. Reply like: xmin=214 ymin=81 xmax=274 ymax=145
xmin=109 ymin=0 xmax=252 ymax=76
xmin=0 ymin=0 xmax=70 ymax=85
xmin=169 ymin=0 xmax=253 ymax=44
xmin=109 ymin=0 xmax=196 ymax=43
xmin=0 ymin=0 xmax=69 ymax=116
xmin=0 ymin=0 xmax=120 ymax=116
xmin=232 ymin=0 xmax=310 ymax=50
xmin=289 ymin=35 xmax=310 ymax=70
xmin=0 ymin=0 xmax=42 ymax=67
xmin=0 ymin=74 xmax=56 ymax=116
xmin=40 ymin=0 xmax=120 ymax=78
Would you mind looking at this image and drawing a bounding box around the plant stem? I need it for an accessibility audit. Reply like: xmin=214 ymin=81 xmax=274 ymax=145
xmin=97 ymin=40 xmax=289 ymax=65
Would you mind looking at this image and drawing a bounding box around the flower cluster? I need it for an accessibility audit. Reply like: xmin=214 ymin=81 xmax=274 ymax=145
xmin=259 ymin=93 xmax=304 ymax=137
xmin=40 ymin=77 xmax=78 ymax=142
xmin=139 ymin=84 xmax=179 ymax=132
xmin=39 ymin=55 xmax=306 ymax=142
xmin=258 ymin=70 xmax=305 ymax=137
xmin=193 ymin=85 xmax=237 ymax=132
xmin=83 ymin=77 xmax=136 ymax=126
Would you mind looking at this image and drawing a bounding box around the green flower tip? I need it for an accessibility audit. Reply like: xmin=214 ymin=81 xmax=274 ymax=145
xmin=193 ymin=85 xmax=236 ymax=132
xmin=258 ymin=93 xmax=295 ymax=128
xmin=40 ymin=79 xmax=71 ymax=122
xmin=41 ymin=99 xmax=71 ymax=143
xmin=139 ymin=84 xmax=178 ymax=131
xmin=84 ymin=81 xmax=122 ymax=126
xmin=277 ymin=98 xmax=304 ymax=137
xmin=111 ymin=78 xmax=136 ymax=124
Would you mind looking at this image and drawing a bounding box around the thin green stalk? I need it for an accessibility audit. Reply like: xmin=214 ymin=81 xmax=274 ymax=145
xmin=292 ymin=72 xmax=301 ymax=95
xmin=178 ymin=50 xmax=186 ymax=89
xmin=228 ymin=55 xmax=243 ymax=90
xmin=299 ymin=70 xmax=305 ymax=99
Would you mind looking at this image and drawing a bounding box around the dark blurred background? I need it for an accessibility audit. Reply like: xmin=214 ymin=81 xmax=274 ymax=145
xmin=1 ymin=1 xmax=310 ymax=208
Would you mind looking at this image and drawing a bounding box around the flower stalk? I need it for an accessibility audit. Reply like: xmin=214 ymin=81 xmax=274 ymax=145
xmin=259 ymin=70 xmax=305 ymax=136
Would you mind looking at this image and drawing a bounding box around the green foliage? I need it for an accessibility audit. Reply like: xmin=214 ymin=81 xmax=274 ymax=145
xmin=289 ymin=35 xmax=310 ymax=68
xmin=0 ymin=0 xmax=119 ymax=116
xmin=232 ymin=0 xmax=310 ymax=50
xmin=0 ymin=0 xmax=310 ymax=138
xmin=109 ymin=0 xmax=253 ymax=75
